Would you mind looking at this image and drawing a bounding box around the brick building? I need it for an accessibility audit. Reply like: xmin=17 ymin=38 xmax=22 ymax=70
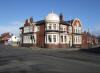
xmin=20 ymin=11 xmax=83 ymax=48
xmin=82 ymin=31 xmax=98 ymax=48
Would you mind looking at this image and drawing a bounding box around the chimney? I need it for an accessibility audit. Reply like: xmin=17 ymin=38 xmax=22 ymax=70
xmin=24 ymin=19 xmax=29 ymax=26
xmin=30 ymin=17 xmax=33 ymax=23
xmin=60 ymin=13 xmax=63 ymax=23
xmin=25 ymin=19 xmax=28 ymax=24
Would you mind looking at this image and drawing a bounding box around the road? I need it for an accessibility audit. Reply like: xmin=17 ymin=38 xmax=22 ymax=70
xmin=0 ymin=44 xmax=100 ymax=73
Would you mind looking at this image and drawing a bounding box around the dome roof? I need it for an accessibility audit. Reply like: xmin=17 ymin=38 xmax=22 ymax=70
xmin=45 ymin=11 xmax=59 ymax=22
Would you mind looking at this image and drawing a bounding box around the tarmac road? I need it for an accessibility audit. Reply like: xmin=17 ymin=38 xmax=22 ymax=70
xmin=0 ymin=44 xmax=100 ymax=73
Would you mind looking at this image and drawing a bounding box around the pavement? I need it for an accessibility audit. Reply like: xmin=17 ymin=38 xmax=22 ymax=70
xmin=0 ymin=44 xmax=100 ymax=73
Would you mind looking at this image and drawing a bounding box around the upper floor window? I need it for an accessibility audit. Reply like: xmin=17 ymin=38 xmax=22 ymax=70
xmin=48 ymin=24 xmax=52 ymax=30
xmin=78 ymin=29 xmax=81 ymax=33
xmin=76 ymin=22 xmax=79 ymax=27
xmin=24 ymin=26 xmax=30 ymax=33
xmin=60 ymin=27 xmax=66 ymax=31
xmin=60 ymin=27 xmax=63 ymax=31
xmin=30 ymin=26 xmax=33 ymax=32
xmin=74 ymin=28 xmax=81 ymax=33
xmin=37 ymin=26 xmax=40 ymax=31
xmin=47 ymin=23 xmax=58 ymax=30
xmin=68 ymin=27 xmax=72 ymax=33
xmin=53 ymin=24 xmax=56 ymax=30
xmin=74 ymin=29 xmax=76 ymax=33
xmin=34 ymin=26 xmax=40 ymax=32
xmin=63 ymin=27 xmax=66 ymax=31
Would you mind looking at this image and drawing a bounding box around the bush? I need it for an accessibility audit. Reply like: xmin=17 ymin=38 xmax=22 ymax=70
xmin=0 ymin=40 xmax=5 ymax=43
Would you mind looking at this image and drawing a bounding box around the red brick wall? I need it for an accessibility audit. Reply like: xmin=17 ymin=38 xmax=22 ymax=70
xmin=73 ymin=44 xmax=82 ymax=48
xmin=82 ymin=33 xmax=88 ymax=47
xmin=36 ymin=24 xmax=45 ymax=48
xmin=22 ymin=43 xmax=37 ymax=47
xmin=45 ymin=44 xmax=69 ymax=48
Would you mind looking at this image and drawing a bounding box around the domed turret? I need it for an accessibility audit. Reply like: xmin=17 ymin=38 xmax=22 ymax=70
xmin=45 ymin=10 xmax=59 ymax=22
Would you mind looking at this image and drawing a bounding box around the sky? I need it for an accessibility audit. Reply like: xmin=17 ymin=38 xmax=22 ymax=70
xmin=0 ymin=0 xmax=100 ymax=36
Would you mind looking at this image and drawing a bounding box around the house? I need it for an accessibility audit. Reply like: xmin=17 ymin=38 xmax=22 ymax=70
xmin=0 ymin=32 xmax=11 ymax=45
xmin=8 ymin=35 xmax=20 ymax=46
xmin=20 ymin=11 xmax=82 ymax=48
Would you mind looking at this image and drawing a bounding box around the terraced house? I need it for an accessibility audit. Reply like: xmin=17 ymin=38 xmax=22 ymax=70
xmin=20 ymin=11 xmax=82 ymax=48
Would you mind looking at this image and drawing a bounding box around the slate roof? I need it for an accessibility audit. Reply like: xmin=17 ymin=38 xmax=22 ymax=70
xmin=36 ymin=19 xmax=74 ymax=26
xmin=36 ymin=20 xmax=45 ymax=24
xmin=0 ymin=36 xmax=2 ymax=38
xmin=61 ymin=19 xmax=74 ymax=26
xmin=19 ymin=27 xmax=24 ymax=29
xmin=20 ymin=19 xmax=74 ymax=27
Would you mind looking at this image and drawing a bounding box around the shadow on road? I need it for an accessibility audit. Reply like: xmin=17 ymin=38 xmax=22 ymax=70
xmin=80 ymin=46 xmax=100 ymax=54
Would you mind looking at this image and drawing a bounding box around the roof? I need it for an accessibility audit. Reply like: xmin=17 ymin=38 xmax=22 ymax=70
xmin=60 ymin=19 xmax=74 ymax=26
xmin=0 ymin=36 xmax=2 ymax=38
xmin=20 ymin=19 xmax=74 ymax=27
xmin=19 ymin=27 xmax=24 ymax=29
xmin=45 ymin=11 xmax=59 ymax=22
xmin=36 ymin=19 xmax=74 ymax=26
xmin=36 ymin=20 xmax=45 ymax=24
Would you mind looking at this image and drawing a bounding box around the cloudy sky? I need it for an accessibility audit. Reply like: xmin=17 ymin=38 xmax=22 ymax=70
xmin=0 ymin=0 xmax=100 ymax=36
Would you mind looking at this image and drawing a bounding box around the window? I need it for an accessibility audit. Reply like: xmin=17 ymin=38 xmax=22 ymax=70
xmin=79 ymin=29 xmax=81 ymax=33
xmin=53 ymin=24 xmax=56 ymax=30
xmin=64 ymin=36 xmax=67 ymax=42
xmin=53 ymin=35 xmax=56 ymax=42
xmin=68 ymin=28 xmax=71 ymax=33
xmin=48 ymin=35 xmax=52 ymax=42
xmin=37 ymin=26 xmax=40 ymax=31
xmin=48 ymin=24 xmax=52 ymax=30
xmin=60 ymin=27 xmax=63 ymax=31
xmin=61 ymin=36 xmax=63 ymax=42
xmin=24 ymin=27 xmax=30 ymax=33
xmin=76 ymin=22 xmax=79 ymax=27
xmin=64 ymin=27 xmax=66 ymax=31
xmin=60 ymin=27 xmax=66 ymax=31
xmin=30 ymin=26 xmax=33 ymax=32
